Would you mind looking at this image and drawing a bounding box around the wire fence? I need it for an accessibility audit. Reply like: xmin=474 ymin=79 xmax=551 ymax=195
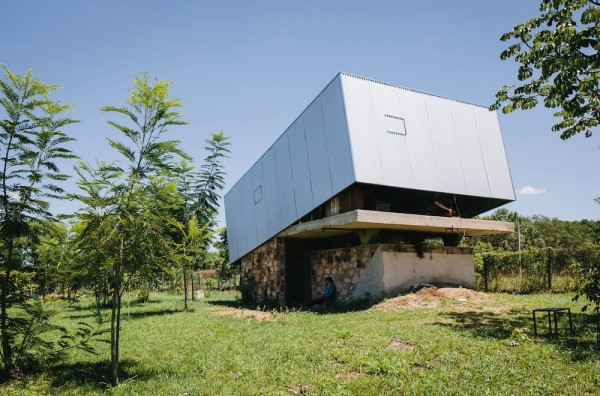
xmin=476 ymin=246 xmax=596 ymax=293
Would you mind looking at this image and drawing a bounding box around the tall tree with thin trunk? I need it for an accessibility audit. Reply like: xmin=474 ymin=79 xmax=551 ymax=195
xmin=0 ymin=65 xmax=77 ymax=378
xmin=86 ymin=73 xmax=188 ymax=385
xmin=171 ymin=132 xmax=230 ymax=309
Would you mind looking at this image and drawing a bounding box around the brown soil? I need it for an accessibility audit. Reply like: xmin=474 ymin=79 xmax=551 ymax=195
xmin=212 ymin=307 xmax=275 ymax=321
xmin=372 ymin=287 xmax=489 ymax=311
xmin=389 ymin=336 xmax=415 ymax=350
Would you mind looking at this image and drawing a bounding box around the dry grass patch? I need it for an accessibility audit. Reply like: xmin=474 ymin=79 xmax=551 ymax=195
xmin=338 ymin=370 xmax=362 ymax=380
xmin=388 ymin=336 xmax=415 ymax=350
xmin=372 ymin=287 xmax=493 ymax=312
xmin=211 ymin=307 xmax=276 ymax=321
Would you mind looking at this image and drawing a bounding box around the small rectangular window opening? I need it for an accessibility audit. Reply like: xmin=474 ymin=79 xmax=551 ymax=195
xmin=385 ymin=114 xmax=407 ymax=136
xmin=254 ymin=186 xmax=263 ymax=204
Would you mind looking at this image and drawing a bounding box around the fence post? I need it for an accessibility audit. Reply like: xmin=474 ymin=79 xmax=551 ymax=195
xmin=483 ymin=255 xmax=489 ymax=292
xmin=547 ymin=248 xmax=553 ymax=291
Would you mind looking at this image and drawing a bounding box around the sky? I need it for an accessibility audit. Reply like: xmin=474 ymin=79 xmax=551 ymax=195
xmin=2 ymin=1 xmax=599 ymax=222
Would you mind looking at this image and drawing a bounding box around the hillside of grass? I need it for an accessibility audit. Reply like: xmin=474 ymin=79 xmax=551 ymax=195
xmin=1 ymin=291 xmax=598 ymax=395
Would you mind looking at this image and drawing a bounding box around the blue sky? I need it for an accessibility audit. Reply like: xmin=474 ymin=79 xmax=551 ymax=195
xmin=2 ymin=1 xmax=598 ymax=221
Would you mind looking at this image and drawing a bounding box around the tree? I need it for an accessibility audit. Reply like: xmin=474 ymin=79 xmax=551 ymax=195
xmin=194 ymin=131 xmax=230 ymax=230
xmin=74 ymin=73 xmax=189 ymax=385
xmin=0 ymin=65 xmax=77 ymax=378
xmin=170 ymin=132 xmax=229 ymax=309
xmin=491 ymin=0 xmax=600 ymax=140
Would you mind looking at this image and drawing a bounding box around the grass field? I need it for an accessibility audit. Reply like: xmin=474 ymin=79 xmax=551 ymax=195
xmin=1 ymin=290 xmax=598 ymax=395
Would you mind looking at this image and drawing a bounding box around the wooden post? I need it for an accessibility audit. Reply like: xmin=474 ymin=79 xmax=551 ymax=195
xmin=547 ymin=249 xmax=553 ymax=291
xmin=483 ymin=255 xmax=489 ymax=292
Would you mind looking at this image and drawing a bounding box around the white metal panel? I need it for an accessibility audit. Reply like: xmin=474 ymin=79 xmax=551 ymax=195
xmin=396 ymin=87 xmax=440 ymax=192
xmin=303 ymin=94 xmax=333 ymax=205
xmin=224 ymin=183 xmax=245 ymax=262
xmin=273 ymin=134 xmax=297 ymax=228
xmin=425 ymin=95 xmax=468 ymax=194
xmin=320 ymin=75 xmax=355 ymax=193
xmin=224 ymin=72 xmax=516 ymax=263
xmin=249 ymin=161 xmax=269 ymax=245
xmin=340 ymin=75 xmax=384 ymax=184
xmin=451 ymin=102 xmax=491 ymax=197
xmin=368 ymin=81 xmax=414 ymax=188
xmin=241 ymin=174 xmax=259 ymax=250
xmin=287 ymin=118 xmax=314 ymax=217
xmin=474 ymin=109 xmax=515 ymax=200
xmin=261 ymin=147 xmax=283 ymax=236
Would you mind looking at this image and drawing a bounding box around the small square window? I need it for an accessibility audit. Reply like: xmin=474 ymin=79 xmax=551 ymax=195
xmin=254 ymin=186 xmax=263 ymax=204
xmin=385 ymin=114 xmax=407 ymax=136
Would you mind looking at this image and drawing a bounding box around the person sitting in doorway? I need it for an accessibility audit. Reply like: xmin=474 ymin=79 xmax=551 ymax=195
xmin=301 ymin=276 xmax=336 ymax=308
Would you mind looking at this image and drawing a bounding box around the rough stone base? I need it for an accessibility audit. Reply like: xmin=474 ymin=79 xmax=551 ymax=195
xmin=241 ymin=239 xmax=474 ymax=306
xmin=311 ymin=244 xmax=474 ymax=301
xmin=240 ymin=238 xmax=285 ymax=305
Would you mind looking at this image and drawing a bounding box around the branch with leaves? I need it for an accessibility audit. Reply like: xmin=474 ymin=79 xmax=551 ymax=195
xmin=491 ymin=0 xmax=600 ymax=140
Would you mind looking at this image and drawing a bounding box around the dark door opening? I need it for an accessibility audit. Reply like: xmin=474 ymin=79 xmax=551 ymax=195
xmin=284 ymin=239 xmax=311 ymax=306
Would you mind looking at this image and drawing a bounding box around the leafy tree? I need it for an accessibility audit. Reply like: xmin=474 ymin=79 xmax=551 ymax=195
xmin=194 ymin=131 xmax=230 ymax=230
xmin=0 ymin=65 xmax=77 ymax=378
xmin=174 ymin=216 xmax=208 ymax=310
xmin=491 ymin=0 xmax=600 ymax=140
xmin=170 ymin=133 xmax=229 ymax=308
xmin=74 ymin=73 xmax=189 ymax=385
xmin=215 ymin=228 xmax=236 ymax=288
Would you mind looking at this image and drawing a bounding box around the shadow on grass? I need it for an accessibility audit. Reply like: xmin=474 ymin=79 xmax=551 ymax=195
xmin=205 ymin=298 xmax=378 ymax=314
xmin=120 ymin=308 xmax=181 ymax=319
xmin=48 ymin=358 xmax=167 ymax=391
xmin=66 ymin=306 xmax=181 ymax=321
xmin=438 ymin=310 xmax=530 ymax=339
xmin=205 ymin=299 xmax=244 ymax=309
xmin=437 ymin=309 xmax=598 ymax=361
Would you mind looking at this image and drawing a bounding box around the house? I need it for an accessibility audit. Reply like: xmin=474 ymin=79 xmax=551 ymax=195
xmin=224 ymin=73 xmax=515 ymax=306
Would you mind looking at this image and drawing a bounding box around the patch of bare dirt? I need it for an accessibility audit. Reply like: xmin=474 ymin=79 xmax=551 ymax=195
xmin=372 ymin=287 xmax=489 ymax=311
xmin=212 ymin=307 xmax=275 ymax=321
xmin=389 ymin=336 xmax=415 ymax=350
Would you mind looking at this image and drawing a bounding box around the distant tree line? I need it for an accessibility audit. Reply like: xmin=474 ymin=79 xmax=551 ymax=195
xmin=463 ymin=208 xmax=599 ymax=291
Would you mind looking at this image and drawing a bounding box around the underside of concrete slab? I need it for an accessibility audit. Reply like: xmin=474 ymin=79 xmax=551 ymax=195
xmin=277 ymin=209 xmax=514 ymax=240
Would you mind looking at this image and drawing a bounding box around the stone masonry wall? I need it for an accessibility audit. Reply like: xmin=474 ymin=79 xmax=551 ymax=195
xmin=311 ymin=244 xmax=474 ymax=301
xmin=311 ymin=244 xmax=384 ymax=301
xmin=241 ymin=237 xmax=285 ymax=305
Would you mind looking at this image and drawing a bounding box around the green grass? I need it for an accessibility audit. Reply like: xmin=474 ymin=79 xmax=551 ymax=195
xmin=1 ymin=291 xmax=598 ymax=395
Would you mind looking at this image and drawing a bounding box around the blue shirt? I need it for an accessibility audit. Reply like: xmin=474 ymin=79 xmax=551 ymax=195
xmin=322 ymin=283 xmax=336 ymax=297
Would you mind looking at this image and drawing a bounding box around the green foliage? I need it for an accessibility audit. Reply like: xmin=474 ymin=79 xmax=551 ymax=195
xmin=0 ymin=64 xmax=77 ymax=378
xmin=74 ymin=72 xmax=190 ymax=385
xmin=195 ymin=131 xmax=230 ymax=230
xmin=491 ymin=0 xmax=600 ymax=139
xmin=572 ymin=238 xmax=600 ymax=346
xmin=5 ymin=299 xmax=105 ymax=379
xmin=466 ymin=209 xmax=599 ymax=295
xmin=478 ymin=247 xmax=580 ymax=292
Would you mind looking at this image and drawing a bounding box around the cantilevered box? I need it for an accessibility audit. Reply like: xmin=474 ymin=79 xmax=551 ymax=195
xmin=225 ymin=73 xmax=515 ymax=264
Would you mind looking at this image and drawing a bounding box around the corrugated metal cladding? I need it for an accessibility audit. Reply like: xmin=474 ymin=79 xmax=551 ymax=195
xmin=340 ymin=74 xmax=515 ymax=201
xmin=225 ymin=73 xmax=515 ymax=263
xmin=224 ymin=75 xmax=354 ymax=262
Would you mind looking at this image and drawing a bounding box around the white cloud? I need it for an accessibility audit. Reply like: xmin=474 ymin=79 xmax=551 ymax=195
xmin=517 ymin=185 xmax=547 ymax=195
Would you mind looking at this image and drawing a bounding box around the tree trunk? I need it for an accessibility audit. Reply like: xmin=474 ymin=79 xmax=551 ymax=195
xmin=1 ymin=241 xmax=14 ymax=378
xmin=183 ymin=268 xmax=189 ymax=310
xmin=110 ymin=237 xmax=124 ymax=386
xmin=191 ymin=271 xmax=195 ymax=301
